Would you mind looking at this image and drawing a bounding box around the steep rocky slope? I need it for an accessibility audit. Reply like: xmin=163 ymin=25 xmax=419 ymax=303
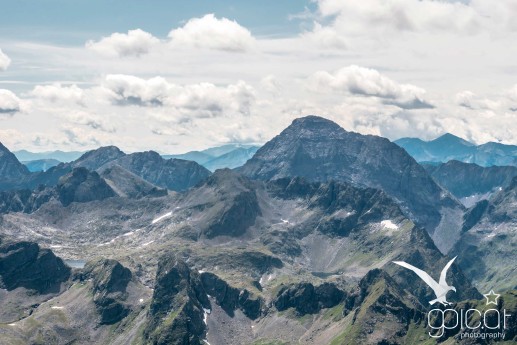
xmin=423 ymin=160 xmax=517 ymax=207
xmin=452 ymin=176 xmax=517 ymax=291
xmin=0 ymin=142 xmax=30 ymax=180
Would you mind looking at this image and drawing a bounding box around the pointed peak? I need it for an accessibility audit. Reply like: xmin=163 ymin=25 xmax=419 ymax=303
xmin=432 ymin=133 xmax=474 ymax=146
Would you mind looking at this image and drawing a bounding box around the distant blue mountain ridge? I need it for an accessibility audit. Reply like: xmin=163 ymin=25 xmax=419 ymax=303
xmin=394 ymin=133 xmax=517 ymax=167
xmin=16 ymin=144 xmax=260 ymax=172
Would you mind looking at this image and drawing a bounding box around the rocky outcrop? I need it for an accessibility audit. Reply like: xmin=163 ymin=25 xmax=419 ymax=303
xmin=200 ymin=272 xmax=263 ymax=319
xmin=144 ymin=254 xmax=209 ymax=345
xmin=274 ymin=282 xmax=345 ymax=315
xmin=239 ymin=115 xmax=461 ymax=239
xmin=0 ymin=236 xmax=70 ymax=293
xmin=56 ymin=167 xmax=116 ymax=206
xmin=81 ymin=259 xmax=133 ymax=325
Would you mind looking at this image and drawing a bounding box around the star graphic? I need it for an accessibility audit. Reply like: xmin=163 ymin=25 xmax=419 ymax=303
xmin=484 ymin=290 xmax=500 ymax=305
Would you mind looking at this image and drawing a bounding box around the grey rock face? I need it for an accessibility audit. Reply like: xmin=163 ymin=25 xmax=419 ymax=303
xmin=239 ymin=116 xmax=459 ymax=234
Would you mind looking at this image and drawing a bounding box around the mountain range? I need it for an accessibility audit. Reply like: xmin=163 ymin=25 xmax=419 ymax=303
xmin=395 ymin=133 xmax=517 ymax=166
xmin=15 ymin=144 xmax=260 ymax=173
xmin=0 ymin=115 xmax=515 ymax=344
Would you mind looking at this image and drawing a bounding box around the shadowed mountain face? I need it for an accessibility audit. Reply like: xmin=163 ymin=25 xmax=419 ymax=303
xmin=0 ymin=235 xmax=71 ymax=293
xmin=423 ymin=160 xmax=517 ymax=207
xmin=238 ymin=116 xmax=462 ymax=248
xmin=452 ymin=176 xmax=517 ymax=291
xmin=0 ymin=142 xmax=30 ymax=180
xmin=396 ymin=133 xmax=517 ymax=166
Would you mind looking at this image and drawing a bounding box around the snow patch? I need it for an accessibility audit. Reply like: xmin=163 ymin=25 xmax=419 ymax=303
xmin=152 ymin=211 xmax=173 ymax=224
xmin=381 ymin=220 xmax=399 ymax=230
xmin=141 ymin=240 xmax=154 ymax=247
xmin=203 ymin=307 xmax=211 ymax=325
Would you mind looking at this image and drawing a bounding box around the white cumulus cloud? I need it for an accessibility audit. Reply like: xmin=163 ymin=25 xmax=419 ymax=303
xmin=0 ymin=89 xmax=25 ymax=114
xmin=168 ymin=14 xmax=255 ymax=52
xmin=86 ymin=29 xmax=160 ymax=57
xmin=0 ymin=49 xmax=11 ymax=71
xmin=31 ymin=83 xmax=85 ymax=104
xmin=102 ymin=74 xmax=255 ymax=118
xmin=309 ymin=65 xmax=433 ymax=109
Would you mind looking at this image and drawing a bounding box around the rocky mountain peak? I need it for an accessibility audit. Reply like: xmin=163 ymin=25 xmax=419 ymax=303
xmin=239 ymin=115 xmax=461 ymax=244
xmin=0 ymin=141 xmax=30 ymax=179
xmin=73 ymin=146 xmax=125 ymax=170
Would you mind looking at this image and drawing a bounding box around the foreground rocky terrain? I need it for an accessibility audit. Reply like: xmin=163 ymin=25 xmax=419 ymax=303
xmin=0 ymin=116 xmax=516 ymax=344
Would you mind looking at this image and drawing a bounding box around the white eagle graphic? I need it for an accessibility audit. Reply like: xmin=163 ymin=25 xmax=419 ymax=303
xmin=393 ymin=256 xmax=457 ymax=305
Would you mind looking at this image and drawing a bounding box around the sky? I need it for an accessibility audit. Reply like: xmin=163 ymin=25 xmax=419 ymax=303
xmin=1 ymin=0 xmax=517 ymax=153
